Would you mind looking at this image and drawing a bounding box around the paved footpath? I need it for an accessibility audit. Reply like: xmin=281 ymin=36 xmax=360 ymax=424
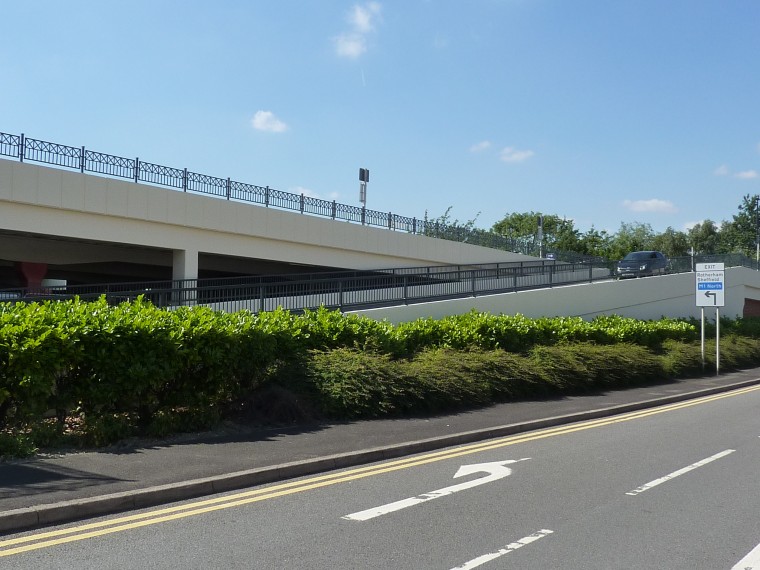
xmin=2 ymin=368 xmax=759 ymax=533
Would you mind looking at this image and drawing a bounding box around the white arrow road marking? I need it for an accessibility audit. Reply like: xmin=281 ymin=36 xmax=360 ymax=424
xmin=732 ymin=541 xmax=760 ymax=569
xmin=450 ymin=529 xmax=554 ymax=570
xmin=625 ymin=449 xmax=735 ymax=496
xmin=342 ymin=458 xmax=530 ymax=521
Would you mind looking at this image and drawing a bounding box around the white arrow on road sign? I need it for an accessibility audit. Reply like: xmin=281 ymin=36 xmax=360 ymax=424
xmin=342 ymin=459 xmax=530 ymax=521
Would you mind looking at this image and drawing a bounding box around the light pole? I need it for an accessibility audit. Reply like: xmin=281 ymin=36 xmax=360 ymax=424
xmin=755 ymin=195 xmax=759 ymax=269
xmin=359 ymin=168 xmax=369 ymax=208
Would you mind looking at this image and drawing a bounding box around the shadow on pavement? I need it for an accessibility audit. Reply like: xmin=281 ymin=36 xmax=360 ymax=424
xmin=0 ymin=463 xmax=127 ymax=498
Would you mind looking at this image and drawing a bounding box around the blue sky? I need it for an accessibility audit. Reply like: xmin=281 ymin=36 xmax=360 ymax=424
xmin=2 ymin=0 xmax=759 ymax=235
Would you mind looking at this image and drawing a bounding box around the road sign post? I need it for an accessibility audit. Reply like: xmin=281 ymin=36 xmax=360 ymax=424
xmin=695 ymin=263 xmax=724 ymax=375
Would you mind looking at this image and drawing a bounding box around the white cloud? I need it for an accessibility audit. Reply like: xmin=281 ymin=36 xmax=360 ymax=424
xmin=735 ymin=170 xmax=759 ymax=180
xmin=251 ymin=110 xmax=288 ymax=133
xmin=470 ymin=141 xmax=491 ymax=153
xmin=333 ymin=2 xmax=381 ymax=59
xmin=333 ymin=34 xmax=366 ymax=59
xmin=622 ymin=199 xmax=677 ymax=214
xmin=349 ymin=2 xmax=380 ymax=33
xmin=499 ymin=146 xmax=534 ymax=163
xmin=713 ymin=164 xmax=730 ymax=176
xmin=683 ymin=220 xmax=701 ymax=231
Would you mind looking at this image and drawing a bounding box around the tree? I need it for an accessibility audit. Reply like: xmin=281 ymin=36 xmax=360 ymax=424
xmin=423 ymin=206 xmax=481 ymax=241
xmin=688 ymin=220 xmax=720 ymax=255
xmin=553 ymin=218 xmax=583 ymax=253
xmin=718 ymin=194 xmax=759 ymax=255
xmin=650 ymin=227 xmax=690 ymax=257
xmin=579 ymin=227 xmax=613 ymax=258
xmin=607 ymin=222 xmax=656 ymax=260
xmin=492 ymin=212 xmax=581 ymax=255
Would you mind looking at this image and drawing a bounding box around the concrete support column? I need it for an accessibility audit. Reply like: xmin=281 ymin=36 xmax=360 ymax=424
xmin=172 ymin=249 xmax=199 ymax=305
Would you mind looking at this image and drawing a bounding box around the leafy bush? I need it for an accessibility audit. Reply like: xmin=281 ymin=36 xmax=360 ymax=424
xmin=1 ymin=297 xmax=758 ymax=458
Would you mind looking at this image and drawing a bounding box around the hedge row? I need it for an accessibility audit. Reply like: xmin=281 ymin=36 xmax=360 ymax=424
xmin=0 ymin=296 xmax=713 ymax=444
xmin=307 ymin=334 xmax=760 ymax=420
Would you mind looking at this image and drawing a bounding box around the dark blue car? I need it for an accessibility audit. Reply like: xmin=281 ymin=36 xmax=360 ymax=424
xmin=615 ymin=251 xmax=669 ymax=279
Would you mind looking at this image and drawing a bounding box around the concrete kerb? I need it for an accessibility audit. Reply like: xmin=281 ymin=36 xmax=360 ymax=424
xmin=2 ymin=376 xmax=758 ymax=535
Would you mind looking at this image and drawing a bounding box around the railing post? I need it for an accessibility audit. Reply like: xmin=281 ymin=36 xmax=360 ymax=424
xmin=300 ymin=193 xmax=305 ymax=213
xmin=19 ymin=133 xmax=24 ymax=162
xmin=332 ymin=200 xmax=337 ymax=219
xmin=134 ymin=157 xmax=139 ymax=183
xmin=265 ymin=186 xmax=270 ymax=207
xmin=338 ymin=279 xmax=343 ymax=310
xmin=403 ymin=274 xmax=408 ymax=304
xmin=80 ymin=146 xmax=85 ymax=172
xmin=361 ymin=206 xmax=366 ymax=225
xmin=412 ymin=217 xmax=417 ymax=234
xmin=471 ymin=270 xmax=476 ymax=296
xmin=226 ymin=177 xmax=231 ymax=200
xmin=388 ymin=212 xmax=392 ymax=229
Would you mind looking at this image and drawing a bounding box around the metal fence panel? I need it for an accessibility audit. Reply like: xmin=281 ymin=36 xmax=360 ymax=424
xmin=230 ymin=180 xmax=267 ymax=204
xmin=335 ymin=202 xmax=364 ymax=223
xmin=85 ymin=151 xmax=136 ymax=179
xmin=266 ymin=187 xmax=301 ymax=211
xmin=187 ymin=171 xmax=227 ymax=197
xmin=140 ymin=162 xmax=184 ymax=189
xmin=0 ymin=133 xmax=20 ymax=158
xmin=302 ymin=195 xmax=334 ymax=217
xmin=24 ymin=138 xmax=81 ymax=169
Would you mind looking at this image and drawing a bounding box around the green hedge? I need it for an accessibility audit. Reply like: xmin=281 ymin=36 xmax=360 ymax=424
xmin=2 ymin=296 xmax=754 ymax=456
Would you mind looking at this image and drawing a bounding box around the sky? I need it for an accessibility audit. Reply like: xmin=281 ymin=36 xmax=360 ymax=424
xmin=2 ymin=0 xmax=759 ymax=236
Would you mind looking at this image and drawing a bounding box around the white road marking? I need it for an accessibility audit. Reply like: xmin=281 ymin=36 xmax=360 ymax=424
xmin=625 ymin=449 xmax=735 ymax=496
xmin=732 ymin=541 xmax=760 ymax=569
xmin=450 ymin=529 xmax=554 ymax=570
xmin=342 ymin=459 xmax=529 ymax=521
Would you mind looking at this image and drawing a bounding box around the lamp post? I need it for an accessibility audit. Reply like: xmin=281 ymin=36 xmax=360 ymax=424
xmin=359 ymin=168 xmax=369 ymax=207
xmin=755 ymin=195 xmax=759 ymax=269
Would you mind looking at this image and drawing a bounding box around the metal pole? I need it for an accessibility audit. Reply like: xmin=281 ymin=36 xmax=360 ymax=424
xmin=700 ymin=307 xmax=705 ymax=371
xmin=755 ymin=194 xmax=760 ymax=271
xmin=716 ymin=307 xmax=720 ymax=376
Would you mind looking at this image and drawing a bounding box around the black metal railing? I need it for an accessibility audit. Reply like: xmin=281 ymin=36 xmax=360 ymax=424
xmin=3 ymin=254 xmax=752 ymax=314
xmin=0 ymin=131 xmax=537 ymax=254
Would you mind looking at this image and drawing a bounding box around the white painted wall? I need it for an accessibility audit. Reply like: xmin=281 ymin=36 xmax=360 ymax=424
xmin=0 ymin=159 xmax=535 ymax=278
xmin=349 ymin=267 xmax=760 ymax=322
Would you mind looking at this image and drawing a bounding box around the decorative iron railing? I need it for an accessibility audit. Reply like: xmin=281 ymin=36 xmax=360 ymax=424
xmin=0 ymin=131 xmax=533 ymax=254
xmin=2 ymin=254 xmax=754 ymax=314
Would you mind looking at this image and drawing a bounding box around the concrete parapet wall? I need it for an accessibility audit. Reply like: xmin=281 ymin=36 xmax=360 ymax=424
xmin=0 ymin=159 xmax=532 ymax=271
xmin=350 ymin=267 xmax=760 ymax=322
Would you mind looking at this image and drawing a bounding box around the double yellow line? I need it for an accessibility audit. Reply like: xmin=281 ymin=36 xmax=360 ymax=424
xmin=3 ymin=383 xmax=759 ymax=557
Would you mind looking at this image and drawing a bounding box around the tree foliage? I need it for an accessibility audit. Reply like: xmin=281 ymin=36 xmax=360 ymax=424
xmin=490 ymin=194 xmax=759 ymax=260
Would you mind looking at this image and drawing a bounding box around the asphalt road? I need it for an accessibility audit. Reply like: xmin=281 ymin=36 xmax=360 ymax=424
xmin=3 ymin=384 xmax=760 ymax=569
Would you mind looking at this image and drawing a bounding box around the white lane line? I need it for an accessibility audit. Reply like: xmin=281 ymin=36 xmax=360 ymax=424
xmin=450 ymin=529 xmax=554 ymax=570
xmin=626 ymin=449 xmax=735 ymax=496
xmin=732 ymin=541 xmax=760 ymax=569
